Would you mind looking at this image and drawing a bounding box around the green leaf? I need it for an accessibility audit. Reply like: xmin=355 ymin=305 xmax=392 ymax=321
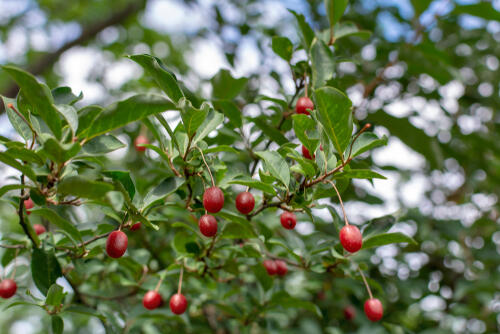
xmin=212 ymin=100 xmax=242 ymax=128
xmin=0 ymin=151 xmax=37 ymax=181
xmin=271 ymin=36 xmax=294 ymax=62
xmin=221 ymin=222 xmax=256 ymax=239
xmin=56 ymin=105 xmax=78 ymax=135
xmin=41 ymin=137 xmax=81 ymax=163
xmin=31 ymin=248 xmax=62 ymax=295
xmin=0 ymin=184 xmax=32 ymax=197
xmin=76 ymin=105 xmax=103 ymax=138
xmin=325 ymin=0 xmax=348 ymax=26
xmin=51 ymin=315 xmax=64 ymax=334
xmin=289 ymin=10 xmax=315 ymax=50
xmin=51 ymin=86 xmax=83 ymax=105
xmin=143 ymin=177 xmax=184 ymax=212
xmin=130 ymin=212 xmax=158 ymax=231
xmin=46 ymin=284 xmax=65 ymax=307
xmin=5 ymin=147 xmax=44 ymax=165
xmin=128 ymin=54 xmax=184 ymax=104
xmin=252 ymin=117 xmax=288 ymax=146
xmin=57 ymin=176 xmax=113 ymax=199
xmin=4 ymin=301 xmax=44 ymax=311
xmin=310 ymin=38 xmax=335 ymax=89
xmin=269 ymin=291 xmax=322 ymax=317
xmin=2 ymin=65 xmax=62 ymax=138
xmin=255 ymin=151 xmax=290 ymax=188
xmin=411 ymin=0 xmax=432 ymax=16
xmin=350 ymin=132 xmax=387 ymax=158
xmin=362 ymin=232 xmax=417 ymax=250
xmin=83 ymin=134 xmax=126 ymax=154
xmin=292 ymin=114 xmax=319 ymax=152
xmin=65 ymin=305 xmax=105 ymax=320
xmin=211 ymin=69 xmax=248 ymax=100
xmin=103 ymin=170 xmax=136 ymax=200
xmin=314 ymin=87 xmax=353 ymax=156
xmin=179 ymin=99 xmax=210 ymax=138
xmin=30 ymin=208 xmax=83 ymax=243
xmin=228 ymin=177 xmax=276 ymax=195
xmin=253 ymin=265 xmax=273 ymax=291
xmin=333 ymin=169 xmax=386 ymax=180
xmin=85 ymin=94 xmax=176 ymax=139
xmin=2 ymin=96 xmax=32 ymax=142
xmin=334 ymin=21 xmax=371 ymax=40
xmin=204 ymin=145 xmax=238 ymax=154
xmin=192 ymin=110 xmax=224 ymax=145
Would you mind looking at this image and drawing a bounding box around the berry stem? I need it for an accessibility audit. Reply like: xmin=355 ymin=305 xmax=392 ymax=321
xmin=177 ymin=266 xmax=184 ymax=294
xmin=196 ymin=147 xmax=215 ymax=187
xmin=326 ymin=180 xmax=349 ymax=226
xmin=358 ymin=267 xmax=373 ymax=299
xmin=304 ymin=74 xmax=308 ymax=98
xmin=154 ymin=275 xmax=164 ymax=292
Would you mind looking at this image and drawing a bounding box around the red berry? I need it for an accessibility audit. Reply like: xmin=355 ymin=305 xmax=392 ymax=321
xmin=295 ymin=96 xmax=314 ymax=115
xmin=134 ymin=135 xmax=148 ymax=152
xmin=364 ymin=298 xmax=383 ymax=322
xmin=235 ymin=191 xmax=255 ymax=214
xmin=0 ymin=279 xmax=17 ymax=299
xmin=203 ymin=186 xmax=224 ymax=213
xmin=263 ymin=259 xmax=277 ymax=275
xmin=106 ymin=230 xmax=128 ymax=258
xmin=169 ymin=293 xmax=187 ymax=315
xmin=24 ymin=198 xmax=34 ymax=215
xmin=301 ymin=145 xmax=314 ymax=160
xmin=275 ymin=260 xmax=288 ymax=276
xmin=344 ymin=305 xmax=356 ymax=320
xmin=33 ymin=224 xmax=46 ymax=235
xmin=199 ymin=214 xmax=218 ymax=237
xmin=143 ymin=290 xmax=162 ymax=310
xmin=280 ymin=211 xmax=296 ymax=230
xmin=130 ymin=222 xmax=141 ymax=231
xmin=339 ymin=225 xmax=363 ymax=253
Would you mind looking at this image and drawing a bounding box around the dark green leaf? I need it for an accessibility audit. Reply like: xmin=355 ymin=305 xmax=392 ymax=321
xmin=271 ymin=36 xmax=294 ymax=62
xmin=289 ymin=10 xmax=315 ymax=50
xmin=228 ymin=177 xmax=276 ymax=195
xmin=46 ymin=284 xmax=65 ymax=307
xmin=255 ymin=151 xmax=290 ymax=188
xmin=362 ymin=232 xmax=417 ymax=249
xmin=452 ymin=3 xmax=500 ymax=21
xmin=2 ymin=96 xmax=32 ymax=141
xmin=0 ymin=151 xmax=37 ymax=181
xmin=211 ymin=69 xmax=248 ymax=100
xmin=333 ymin=169 xmax=386 ymax=180
xmin=51 ymin=315 xmax=64 ymax=334
xmin=103 ymin=170 xmax=136 ymax=200
xmin=41 ymin=137 xmax=81 ymax=163
xmin=334 ymin=21 xmax=371 ymax=40
xmin=56 ymin=105 xmax=78 ymax=135
xmin=310 ymin=38 xmax=335 ymax=89
xmin=76 ymin=106 xmax=103 ymax=138
xmin=350 ymin=132 xmax=387 ymax=158
xmin=179 ymin=99 xmax=210 ymax=138
xmin=83 ymin=134 xmax=126 ymax=154
xmin=325 ymin=0 xmax=348 ymax=26
xmin=51 ymin=86 xmax=83 ymax=105
xmin=31 ymin=248 xmax=62 ymax=295
xmin=30 ymin=208 xmax=83 ymax=243
xmin=192 ymin=110 xmax=224 ymax=145
xmin=269 ymin=291 xmax=322 ymax=317
xmin=57 ymin=176 xmax=113 ymax=199
xmin=252 ymin=117 xmax=288 ymax=145
xmin=212 ymin=100 xmax=242 ymax=128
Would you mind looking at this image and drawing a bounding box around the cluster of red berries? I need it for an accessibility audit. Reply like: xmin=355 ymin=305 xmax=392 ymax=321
xmin=142 ymin=290 xmax=188 ymax=315
xmin=263 ymin=259 xmax=287 ymax=276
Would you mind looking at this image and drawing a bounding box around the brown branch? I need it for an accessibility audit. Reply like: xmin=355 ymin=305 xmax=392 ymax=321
xmin=2 ymin=0 xmax=146 ymax=101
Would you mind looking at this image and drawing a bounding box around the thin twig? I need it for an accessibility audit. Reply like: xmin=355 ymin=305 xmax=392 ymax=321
xmin=177 ymin=266 xmax=184 ymax=294
xmin=325 ymin=180 xmax=349 ymax=226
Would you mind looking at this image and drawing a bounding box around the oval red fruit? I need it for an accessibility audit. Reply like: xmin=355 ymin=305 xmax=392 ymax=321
xmin=24 ymin=198 xmax=34 ymax=215
xmin=344 ymin=305 xmax=356 ymax=320
xmin=143 ymin=290 xmax=162 ymax=310
xmin=0 ymin=279 xmax=17 ymax=299
xmin=295 ymin=96 xmax=314 ymax=115
xmin=275 ymin=260 xmax=288 ymax=276
xmin=280 ymin=211 xmax=297 ymax=230
xmin=106 ymin=230 xmax=128 ymax=258
xmin=134 ymin=135 xmax=149 ymax=152
xmin=199 ymin=214 xmax=218 ymax=237
xmin=33 ymin=224 xmax=46 ymax=235
xmin=130 ymin=222 xmax=141 ymax=231
xmin=301 ymin=145 xmax=314 ymax=160
xmin=263 ymin=259 xmax=277 ymax=275
xmin=170 ymin=293 xmax=187 ymax=315
xmin=203 ymin=186 xmax=224 ymax=213
xmin=235 ymin=192 xmax=255 ymax=214
xmin=339 ymin=225 xmax=363 ymax=253
xmin=364 ymin=298 xmax=383 ymax=322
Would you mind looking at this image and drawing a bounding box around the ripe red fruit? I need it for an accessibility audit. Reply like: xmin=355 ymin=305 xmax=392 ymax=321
xmin=198 ymin=214 xmax=218 ymax=237
xmin=24 ymin=198 xmax=34 ymax=215
xmin=130 ymin=222 xmax=141 ymax=231
xmin=169 ymin=293 xmax=187 ymax=315
xmin=263 ymin=259 xmax=277 ymax=275
xmin=364 ymin=298 xmax=383 ymax=322
xmin=134 ymin=135 xmax=148 ymax=152
xmin=235 ymin=191 xmax=255 ymax=214
xmin=302 ymin=145 xmax=314 ymax=160
xmin=275 ymin=260 xmax=288 ymax=276
xmin=0 ymin=279 xmax=17 ymax=299
xmin=280 ymin=211 xmax=297 ymax=230
xmin=339 ymin=225 xmax=363 ymax=253
xmin=33 ymin=224 xmax=46 ymax=235
xmin=295 ymin=96 xmax=314 ymax=115
xmin=143 ymin=291 xmax=162 ymax=310
xmin=344 ymin=305 xmax=356 ymax=320
xmin=203 ymin=186 xmax=224 ymax=213
xmin=106 ymin=230 xmax=128 ymax=258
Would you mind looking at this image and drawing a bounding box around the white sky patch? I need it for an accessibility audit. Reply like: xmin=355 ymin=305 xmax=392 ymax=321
xmin=142 ymin=0 xmax=209 ymax=34
xmin=187 ymin=38 xmax=227 ymax=78
xmin=372 ymin=136 xmax=426 ymax=170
